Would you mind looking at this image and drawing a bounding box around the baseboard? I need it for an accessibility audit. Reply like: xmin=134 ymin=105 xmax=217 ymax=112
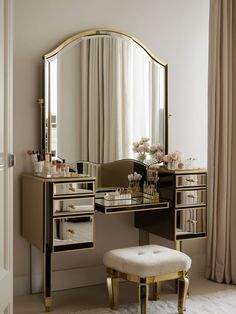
xmin=14 ymin=265 xmax=106 ymax=296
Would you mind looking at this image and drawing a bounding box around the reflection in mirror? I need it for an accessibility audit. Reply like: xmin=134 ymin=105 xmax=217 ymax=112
xmin=44 ymin=30 xmax=168 ymax=164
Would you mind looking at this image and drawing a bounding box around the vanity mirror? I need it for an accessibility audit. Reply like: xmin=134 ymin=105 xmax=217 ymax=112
xmin=42 ymin=29 xmax=168 ymax=165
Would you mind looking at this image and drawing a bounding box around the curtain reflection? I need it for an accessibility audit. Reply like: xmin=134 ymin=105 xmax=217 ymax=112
xmin=50 ymin=35 xmax=165 ymax=164
xmin=78 ymin=36 xmax=131 ymax=163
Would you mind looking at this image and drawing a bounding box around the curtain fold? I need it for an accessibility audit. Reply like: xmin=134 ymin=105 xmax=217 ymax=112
xmin=77 ymin=35 xmax=164 ymax=164
xmin=207 ymin=0 xmax=236 ymax=284
xmin=78 ymin=36 xmax=132 ymax=163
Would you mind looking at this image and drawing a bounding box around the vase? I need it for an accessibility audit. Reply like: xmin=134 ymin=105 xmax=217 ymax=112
xmin=167 ymin=161 xmax=177 ymax=170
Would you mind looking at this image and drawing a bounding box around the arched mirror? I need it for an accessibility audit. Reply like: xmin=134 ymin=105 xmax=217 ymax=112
xmin=42 ymin=29 xmax=168 ymax=165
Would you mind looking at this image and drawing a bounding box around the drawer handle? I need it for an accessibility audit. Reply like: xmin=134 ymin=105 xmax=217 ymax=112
xmin=68 ymin=205 xmax=75 ymax=209
xmin=67 ymin=228 xmax=76 ymax=235
xmin=186 ymin=178 xmax=195 ymax=183
xmin=68 ymin=187 xmax=76 ymax=192
xmin=187 ymin=194 xmax=196 ymax=198
xmin=187 ymin=219 xmax=197 ymax=224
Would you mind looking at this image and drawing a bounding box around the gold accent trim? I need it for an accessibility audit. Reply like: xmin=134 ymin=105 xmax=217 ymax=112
xmin=37 ymin=98 xmax=44 ymax=105
xmin=106 ymin=267 xmax=185 ymax=284
xmin=44 ymin=29 xmax=167 ymax=67
xmin=106 ymin=267 xmax=190 ymax=313
xmin=103 ymin=201 xmax=169 ymax=210
xmin=22 ymin=173 xmax=96 ymax=183
xmin=178 ymin=273 xmax=189 ymax=314
xmin=102 ymin=203 xmax=169 ymax=215
xmin=44 ymin=297 xmax=52 ymax=312
xmin=175 ymin=240 xmax=182 ymax=251
xmin=53 ymin=245 xmax=95 ymax=254
xmin=43 ymin=29 xmax=168 ymax=157
xmin=176 ymin=187 xmax=206 ymax=191
xmin=153 ymin=281 xmax=161 ymax=300
xmin=107 ymin=276 xmax=119 ymax=310
xmin=158 ymin=168 xmax=207 ymax=174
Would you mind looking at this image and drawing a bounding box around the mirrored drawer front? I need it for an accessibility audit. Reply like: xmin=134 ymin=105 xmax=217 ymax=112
xmin=176 ymin=189 xmax=206 ymax=207
xmin=53 ymin=215 xmax=94 ymax=252
xmin=53 ymin=181 xmax=95 ymax=196
xmin=53 ymin=197 xmax=94 ymax=215
xmin=176 ymin=174 xmax=206 ymax=188
xmin=176 ymin=207 xmax=206 ymax=239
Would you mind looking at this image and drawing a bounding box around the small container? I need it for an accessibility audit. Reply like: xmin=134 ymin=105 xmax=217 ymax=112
xmin=31 ymin=154 xmax=38 ymax=164
xmin=45 ymin=153 xmax=52 ymax=162
xmin=33 ymin=161 xmax=44 ymax=174
xmin=51 ymin=164 xmax=57 ymax=174
xmin=66 ymin=166 xmax=70 ymax=176
xmin=60 ymin=164 xmax=66 ymax=176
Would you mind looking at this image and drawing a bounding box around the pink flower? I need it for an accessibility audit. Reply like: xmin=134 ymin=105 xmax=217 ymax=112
xmin=141 ymin=136 xmax=150 ymax=143
xmin=156 ymin=151 xmax=164 ymax=161
xmin=133 ymin=141 xmax=139 ymax=148
xmin=171 ymin=151 xmax=181 ymax=161
xmin=164 ymin=154 xmax=172 ymax=162
xmin=163 ymin=151 xmax=182 ymax=163
xmin=143 ymin=142 xmax=150 ymax=149
xmin=137 ymin=146 xmax=145 ymax=153
xmin=171 ymin=152 xmax=179 ymax=161
xmin=149 ymin=145 xmax=157 ymax=154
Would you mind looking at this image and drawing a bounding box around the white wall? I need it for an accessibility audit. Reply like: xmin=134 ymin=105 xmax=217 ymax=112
xmin=13 ymin=0 xmax=209 ymax=295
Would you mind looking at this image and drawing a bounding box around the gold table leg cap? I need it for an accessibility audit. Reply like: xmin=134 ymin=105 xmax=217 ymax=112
xmin=44 ymin=297 xmax=52 ymax=312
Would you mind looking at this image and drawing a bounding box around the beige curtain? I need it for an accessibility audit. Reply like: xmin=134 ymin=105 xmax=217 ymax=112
xmin=77 ymin=36 xmax=163 ymax=164
xmin=207 ymin=0 xmax=236 ymax=283
xmin=78 ymin=36 xmax=131 ymax=163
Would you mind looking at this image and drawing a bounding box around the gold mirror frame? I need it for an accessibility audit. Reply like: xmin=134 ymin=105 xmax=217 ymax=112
xmin=41 ymin=29 xmax=168 ymax=160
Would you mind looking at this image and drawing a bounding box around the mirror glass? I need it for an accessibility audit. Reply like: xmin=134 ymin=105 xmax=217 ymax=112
xmin=43 ymin=30 xmax=168 ymax=164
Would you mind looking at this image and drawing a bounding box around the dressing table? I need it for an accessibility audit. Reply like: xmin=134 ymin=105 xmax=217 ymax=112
xmin=21 ymin=29 xmax=206 ymax=311
xmin=22 ymin=170 xmax=170 ymax=311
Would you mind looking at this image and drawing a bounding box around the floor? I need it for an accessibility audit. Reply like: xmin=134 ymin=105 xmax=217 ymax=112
xmin=14 ymin=274 xmax=236 ymax=314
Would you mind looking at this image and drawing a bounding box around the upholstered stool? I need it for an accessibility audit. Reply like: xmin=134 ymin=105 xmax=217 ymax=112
xmin=103 ymin=244 xmax=191 ymax=314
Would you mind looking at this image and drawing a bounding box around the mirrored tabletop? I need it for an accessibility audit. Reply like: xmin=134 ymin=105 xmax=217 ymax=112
xmin=95 ymin=196 xmax=169 ymax=214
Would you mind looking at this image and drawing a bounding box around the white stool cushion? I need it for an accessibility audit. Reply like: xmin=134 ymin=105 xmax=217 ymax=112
xmin=103 ymin=244 xmax=191 ymax=278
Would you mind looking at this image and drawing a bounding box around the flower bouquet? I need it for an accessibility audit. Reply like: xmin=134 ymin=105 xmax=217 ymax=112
xmin=132 ymin=137 xmax=150 ymax=162
xmin=149 ymin=144 xmax=164 ymax=164
xmin=163 ymin=151 xmax=182 ymax=170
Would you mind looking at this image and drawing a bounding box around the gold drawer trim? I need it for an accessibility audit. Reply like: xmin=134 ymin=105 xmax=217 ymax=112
xmin=53 ymin=181 xmax=95 ymax=196
xmin=175 ymin=189 xmax=206 ymax=208
xmin=175 ymin=207 xmax=206 ymax=235
xmin=53 ymin=197 xmax=95 ymax=215
xmin=176 ymin=174 xmax=206 ymax=188
xmin=53 ymin=214 xmax=95 ymax=250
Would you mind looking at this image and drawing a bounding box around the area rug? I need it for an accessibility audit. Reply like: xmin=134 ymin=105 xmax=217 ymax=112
xmin=71 ymin=289 xmax=236 ymax=314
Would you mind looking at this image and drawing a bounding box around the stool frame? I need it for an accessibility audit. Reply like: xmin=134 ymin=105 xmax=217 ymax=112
xmin=106 ymin=267 xmax=189 ymax=314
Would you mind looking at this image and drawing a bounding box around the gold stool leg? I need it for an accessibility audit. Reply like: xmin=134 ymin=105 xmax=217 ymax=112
xmin=139 ymin=283 xmax=149 ymax=314
xmin=44 ymin=297 xmax=52 ymax=312
xmin=107 ymin=276 xmax=119 ymax=310
xmin=178 ymin=273 xmax=189 ymax=314
xmin=153 ymin=281 xmax=161 ymax=300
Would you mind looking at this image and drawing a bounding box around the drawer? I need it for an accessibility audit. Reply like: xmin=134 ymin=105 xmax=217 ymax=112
xmin=176 ymin=174 xmax=206 ymax=188
xmin=53 ymin=181 xmax=95 ymax=197
xmin=175 ymin=189 xmax=206 ymax=207
xmin=176 ymin=207 xmax=206 ymax=239
xmin=53 ymin=214 xmax=94 ymax=252
xmin=53 ymin=197 xmax=94 ymax=215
